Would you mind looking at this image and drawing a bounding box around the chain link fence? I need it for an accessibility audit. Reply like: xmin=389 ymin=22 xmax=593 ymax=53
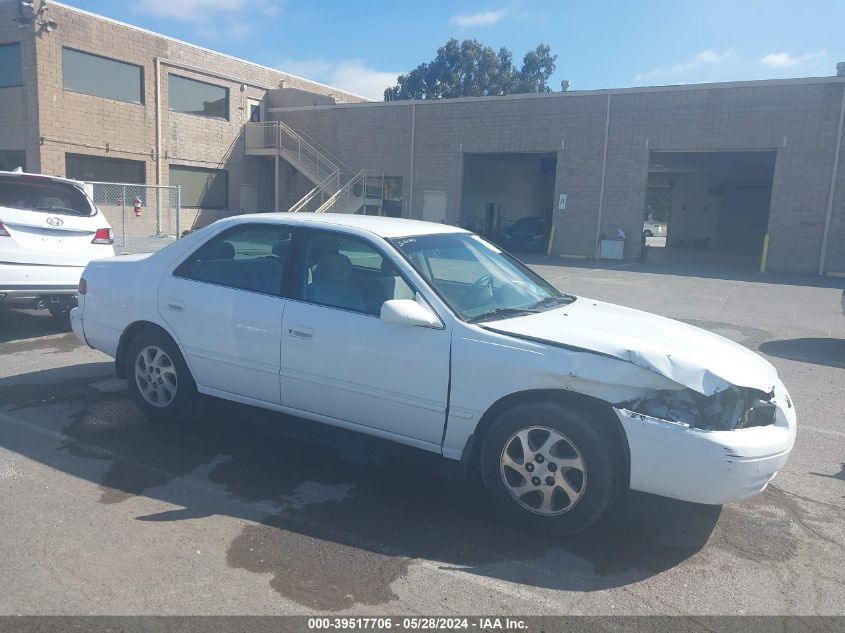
xmin=83 ymin=182 xmax=181 ymax=255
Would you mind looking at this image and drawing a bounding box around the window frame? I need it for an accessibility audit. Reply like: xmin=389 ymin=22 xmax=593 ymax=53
xmin=0 ymin=42 xmax=23 ymax=89
xmin=173 ymin=222 xmax=298 ymax=298
xmin=168 ymin=73 xmax=230 ymax=121
xmin=61 ymin=47 xmax=144 ymax=105
xmin=288 ymin=227 xmax=424 ymax=319
xmin=168 ymin=164 xmax=228 ymax=209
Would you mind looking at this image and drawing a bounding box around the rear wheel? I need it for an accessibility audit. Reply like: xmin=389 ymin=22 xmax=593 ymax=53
xmin=126 ymin=328 xmax=196 ymax=420
xmin=480 ymin=401 xmax=618 ymax=536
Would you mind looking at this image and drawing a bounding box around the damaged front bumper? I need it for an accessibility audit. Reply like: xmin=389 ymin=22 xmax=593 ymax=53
xmin=615 ymin=380 xmax=797 ymax=505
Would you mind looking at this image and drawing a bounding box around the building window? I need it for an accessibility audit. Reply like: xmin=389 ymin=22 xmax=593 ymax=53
xmin=62 ymin=48 xmax=144 ymax=104
xmin=168 ymin=74 xmax=229 ymax=120
xmin=0 ymin=43 xmax=23 ymax=88
xmin=65 ymin=153 xmax=146 ymax=184
xmin=170 ymin=165 xmax=228 ymax=209
xmin=0 ymin=150 xmax=26 ymax=172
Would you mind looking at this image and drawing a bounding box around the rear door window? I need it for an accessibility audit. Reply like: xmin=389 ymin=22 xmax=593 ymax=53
xmin=175 ymin=224 xmax=293 ymax=296
xmin=0 ymin=176 xmax=93 ymax=216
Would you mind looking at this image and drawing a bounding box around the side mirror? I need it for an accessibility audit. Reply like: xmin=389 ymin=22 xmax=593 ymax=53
xmin=380 ymin=299 xmax=441 ymax=328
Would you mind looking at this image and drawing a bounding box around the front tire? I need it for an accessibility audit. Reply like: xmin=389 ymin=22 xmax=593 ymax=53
xmin=480 ymin=401 xmax=618 ymax=536
xmin=126 ymin=328 xmax=196 ymax=420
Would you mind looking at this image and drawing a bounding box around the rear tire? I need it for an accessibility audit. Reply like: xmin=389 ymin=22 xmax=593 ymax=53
xmin=126 ymin=328 xmax=197 ymax=421
xmin=480 ymin=401 xmax=618 ymax=536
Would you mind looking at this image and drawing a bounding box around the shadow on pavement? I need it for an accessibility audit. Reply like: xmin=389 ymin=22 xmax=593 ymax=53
xmin=759 ymin=337 xmax=845 ymax=369
xmin=0 ymin=363 xmax=721 ymax=609
xmin=0 ymin=308 xmax=70 ymax=343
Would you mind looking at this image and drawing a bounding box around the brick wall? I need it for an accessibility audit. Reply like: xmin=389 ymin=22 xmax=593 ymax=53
xmin=0 ymin=2 xmax=40 ymax=172
xmin=275 ymin=79 xmax=845 ymax=274
xmin=16 ymin=2 xmax=362 ymax=229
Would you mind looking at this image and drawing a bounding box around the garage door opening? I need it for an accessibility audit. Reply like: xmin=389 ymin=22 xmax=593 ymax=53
xmin=461 ymin=153 xmax=556 ymax=252
xmin=645 ymin=151 xmax=776 ymax=267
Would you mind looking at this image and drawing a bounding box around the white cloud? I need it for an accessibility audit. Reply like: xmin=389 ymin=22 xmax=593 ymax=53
xmin=450 ymin=9 xmax=508 ymax=27
xmin=278 ymin=58 xmax=402 ymax=101
xmin=635 ymin=48 xmax=734 ymax=82
xmin=760 ymin=50 xmax=826 ymax=68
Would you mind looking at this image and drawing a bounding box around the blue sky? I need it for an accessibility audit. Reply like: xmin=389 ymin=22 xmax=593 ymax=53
xmin=63 ymin=0 xmax=845 ymax=100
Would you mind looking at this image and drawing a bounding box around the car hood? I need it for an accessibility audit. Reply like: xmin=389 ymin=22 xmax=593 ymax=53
xmin=483 ymin=298 xmax=779 ymax=396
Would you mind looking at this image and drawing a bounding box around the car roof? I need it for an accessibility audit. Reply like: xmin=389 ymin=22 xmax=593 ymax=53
xmin=0 ymin=170 xmax=87 ymax=189
xmin=235 ymin=213 xmax=470 ymax=239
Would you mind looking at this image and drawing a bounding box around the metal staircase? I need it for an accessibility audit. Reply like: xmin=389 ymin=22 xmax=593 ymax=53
xmin=245 ymin=121 xmax=383 ymax=214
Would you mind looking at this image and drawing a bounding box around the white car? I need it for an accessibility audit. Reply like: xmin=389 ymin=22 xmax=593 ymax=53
xmin=0 ymin=171 xmax=114 ymax=317
xmin=70 ymin=214 xmax=796 ymax=535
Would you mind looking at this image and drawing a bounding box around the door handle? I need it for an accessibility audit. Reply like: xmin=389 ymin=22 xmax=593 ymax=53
xmin=288 ymin=325 xmax=314 ymax=339
xmin=166 ymin=299 xmax=185 ymax=312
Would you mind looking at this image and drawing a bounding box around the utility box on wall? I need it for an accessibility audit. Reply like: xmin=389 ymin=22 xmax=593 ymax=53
xmin=599 ymin=239 xmax=625 ymax=260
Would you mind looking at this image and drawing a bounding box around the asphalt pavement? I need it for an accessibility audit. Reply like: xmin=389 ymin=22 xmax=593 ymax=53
xmin=0 ymin=258 xmax=843 ymax=615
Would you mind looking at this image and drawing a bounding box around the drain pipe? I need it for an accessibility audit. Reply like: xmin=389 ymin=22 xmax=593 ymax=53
xmin=593 ymin=94 xmax=612 ymax=257
xmin=409 ymin=102 xmax=416 ymax=218
xmin=819 ymin=81 xmax=845 ymax=275
xmin=155 ymin=57 xmax=162 ymax=186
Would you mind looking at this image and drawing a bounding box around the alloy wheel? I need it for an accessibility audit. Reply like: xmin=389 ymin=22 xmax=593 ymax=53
xmin=499 ymin=426 xmax=587 ymax=515
xmin=134 ymin=345 xmax=178 ymax=408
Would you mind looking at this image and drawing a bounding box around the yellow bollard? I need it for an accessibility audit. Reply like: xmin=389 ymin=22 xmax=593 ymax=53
xmin=759 ymin=234 xmax=770 ymax=272
xmin=546 ymin=225 xmax=556 ymax=256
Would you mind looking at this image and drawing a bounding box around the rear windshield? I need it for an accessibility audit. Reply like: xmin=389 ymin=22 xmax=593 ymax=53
xmin=0 ymin=176 xmax=94 ymax=216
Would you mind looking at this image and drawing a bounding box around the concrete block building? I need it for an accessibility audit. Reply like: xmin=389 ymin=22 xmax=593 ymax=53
xmin=2 ymin=1 xmax=844 ymax=274
xmin=0 ymin=0 xmax=364 ymax=229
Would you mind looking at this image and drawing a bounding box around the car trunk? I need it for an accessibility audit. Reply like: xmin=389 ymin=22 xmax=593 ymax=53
xmin=1 ymin=205 xmax=109 ymax=266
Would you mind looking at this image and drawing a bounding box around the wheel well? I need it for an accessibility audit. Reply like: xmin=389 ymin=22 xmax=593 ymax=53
xmin=115 ymin=321 xmax=173 ymax=378
xmin=462 ymin=389 xmax=630 ymax=488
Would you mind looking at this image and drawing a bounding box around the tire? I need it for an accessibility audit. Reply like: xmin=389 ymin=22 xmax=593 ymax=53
xmin=125 ymin=328 xmax=197 ymax=420
xmin=480 ymin=401 xmax=619 ymax=536
xmin=48 ymin=305 xmax=71 ymax=318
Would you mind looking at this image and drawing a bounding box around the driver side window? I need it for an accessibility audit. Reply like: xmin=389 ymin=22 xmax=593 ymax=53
xmin=299 ymin=231 xmax=414 ymax=316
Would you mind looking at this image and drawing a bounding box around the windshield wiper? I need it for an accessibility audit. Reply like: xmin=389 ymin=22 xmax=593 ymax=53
xmin=467 ymin=306 xmax=540 ymax=323
xmin=526 ymin=294 xmax=577 ymax=311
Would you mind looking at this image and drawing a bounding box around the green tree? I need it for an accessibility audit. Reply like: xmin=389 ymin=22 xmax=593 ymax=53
xmin=384 ymin=39 xmax=557 ymax=101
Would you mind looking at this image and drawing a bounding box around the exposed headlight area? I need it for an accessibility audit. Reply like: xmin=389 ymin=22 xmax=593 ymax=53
xmin=618 ymin=386 xmax=777 ymax=431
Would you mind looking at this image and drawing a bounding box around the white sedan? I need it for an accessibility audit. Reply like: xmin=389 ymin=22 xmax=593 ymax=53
xmin=0 ymin=171 xmax=114 ymax=317
xmin=70 ymin=214 xmax=796 ymax=535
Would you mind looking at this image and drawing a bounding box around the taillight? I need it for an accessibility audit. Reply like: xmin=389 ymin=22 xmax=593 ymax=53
xmin=92 ymin=228 xmax=113 ymax=244
xmin=78 ymin=278 xmax=87 ymax=295
xmin=0 ymin=221 xmax=9 ymax=237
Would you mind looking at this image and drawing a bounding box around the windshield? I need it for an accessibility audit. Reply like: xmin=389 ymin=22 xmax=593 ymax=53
xmin=0 ymin=176 xmax=94 ymax=216
xmin=390 ymin=232 xmax=574 ymax=322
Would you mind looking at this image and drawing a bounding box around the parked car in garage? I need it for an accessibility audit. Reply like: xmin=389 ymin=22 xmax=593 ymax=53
xmin=642 ymin=219 xmax=665 ymax=237
xmin=70 ymin=214 xmax=796 ymax=535
xmin=497 ymin=216 xmax=551 ymax=252
xmin=0 ymin=171 xmax=114 ymax=317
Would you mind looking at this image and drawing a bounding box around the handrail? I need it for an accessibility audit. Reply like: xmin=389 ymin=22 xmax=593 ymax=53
xmin=293 ymin=127 xmax=355 ymax=176
xmin=315 ymin=170 xmax=384 ymax=214
xmin=288 ymin=169 xmax=341 ymax=213
xmin=245 ymin=121 xmax=341 ymax=184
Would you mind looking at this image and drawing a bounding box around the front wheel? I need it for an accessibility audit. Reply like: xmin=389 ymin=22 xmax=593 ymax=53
xmin=480 ymin=401 xmax=619 ymax=536
xmin=126 ymin=328 xmax=197 ymax=420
